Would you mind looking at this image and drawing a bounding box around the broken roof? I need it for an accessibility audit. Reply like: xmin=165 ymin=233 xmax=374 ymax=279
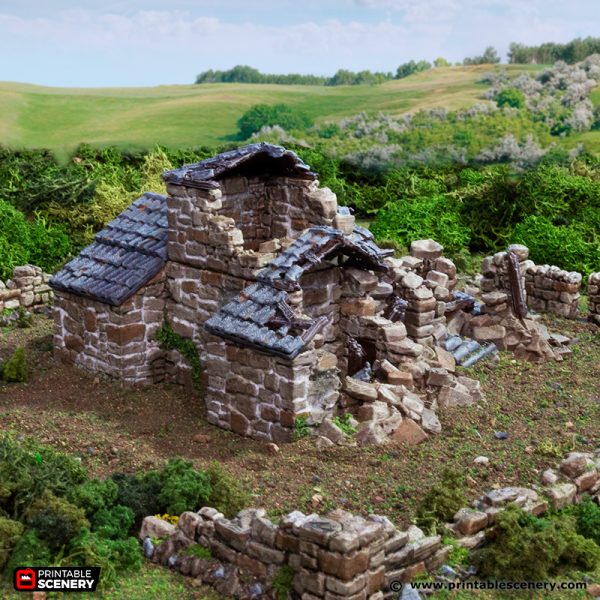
xmin=163 ymin=142 xmax=316 ymax=190
xmin=205 ymin=225 xmax=393 ymax=359
xmin=49 ymin=193 xmax=167 ymax=306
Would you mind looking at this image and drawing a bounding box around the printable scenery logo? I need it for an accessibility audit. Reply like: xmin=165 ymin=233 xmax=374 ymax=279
xmin=14 ymin=567 xmax=101 ymax=592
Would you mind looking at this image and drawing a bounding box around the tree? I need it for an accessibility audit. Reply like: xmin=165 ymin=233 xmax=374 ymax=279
xmin=396 ymin=60 xmax=431 ymax=79
xmin=434 ymin=57 xmax=450 ymax=68
xmin=463 ymin=46 xmax=501 ymax=65
xmin=237 ymin=104 xmax=313 ymax=139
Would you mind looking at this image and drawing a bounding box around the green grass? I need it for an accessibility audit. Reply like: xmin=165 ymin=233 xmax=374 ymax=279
xmin=0 ymin=65 xmax=544 ymax=158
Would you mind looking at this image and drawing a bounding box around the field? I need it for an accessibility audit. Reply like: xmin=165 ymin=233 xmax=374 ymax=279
xmin=0 ymin=65 xmax=547 ymax=157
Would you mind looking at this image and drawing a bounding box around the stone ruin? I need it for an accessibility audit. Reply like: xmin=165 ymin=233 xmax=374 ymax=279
xmin=0 ymin=265 xmax=53 ymax=315
xmin=47 ymin=143 xmax=598 ymax=447
xmin=139 ymin=446 xmax=600 ymax=598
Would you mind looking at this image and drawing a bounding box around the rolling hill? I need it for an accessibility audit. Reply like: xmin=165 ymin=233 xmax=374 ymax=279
xmin=0 ymin=65 xmax=554 ymax=158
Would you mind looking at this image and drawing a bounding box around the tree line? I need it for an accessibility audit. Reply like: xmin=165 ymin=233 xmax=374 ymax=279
xmin=508 ymin=37 xmax=600 ymax=65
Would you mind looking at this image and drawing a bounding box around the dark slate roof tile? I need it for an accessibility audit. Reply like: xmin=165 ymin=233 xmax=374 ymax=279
xmin=164 ymin=142 xmax=316 ymax=189
xmin=49 ymin=192 xmax=167 ymax=306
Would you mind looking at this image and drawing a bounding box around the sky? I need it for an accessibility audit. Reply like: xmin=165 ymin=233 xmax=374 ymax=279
xmin=0 ymin=0 xmax=597 ymax=87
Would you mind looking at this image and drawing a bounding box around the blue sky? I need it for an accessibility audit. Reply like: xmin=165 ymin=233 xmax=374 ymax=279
xmin=0 ymin=0 xmax=597 ymax=87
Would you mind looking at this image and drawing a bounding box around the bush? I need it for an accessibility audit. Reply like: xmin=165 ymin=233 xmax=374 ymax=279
xmin=238 ymin=104 xmax=313 ymax=139
xmin=206 ymin=462 xmax=251 ymax=519
xmin=512 ymin=216 xmax=600 ymax=274
xmin=67 ymin=478 xmax=119 ymax=518
xmin=0 ymin=517 xmax=24 ymax=569
xmin=415 ymin=468 xmax=468 ymax=532
xmin=25 ymin=490 xmax=90 ymax=552
xmin=2 ymin=347 xmax=28 ymax=383
xmin=475 ymin=504 xmax=600 ymax=580
xmin=4 ymin=530 xmax=51 ymax=576
xmin=158 ymin=458 xmax=212 ymax=516
xmin=496 ymin=88 xmax=526 ymax=109
xmin=371 ymin=195 xmax=470 ymax=256
xmin=572 ymin=496 xmax=600 ymax=546
xmin=110 ymin=471 xmax=164 ymax=527
xmin=92 ymin=505 xmax=135 ymax=540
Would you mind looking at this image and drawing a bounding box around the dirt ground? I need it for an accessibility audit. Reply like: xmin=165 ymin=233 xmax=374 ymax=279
xmin=1 ymin=313 xmax=599 ymax=528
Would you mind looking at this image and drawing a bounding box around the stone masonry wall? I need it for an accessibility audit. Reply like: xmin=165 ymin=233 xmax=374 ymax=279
xmin=53 ymin=271 xmax=167 ymax=383
xmin=0 ymin=265 xmax=53 ymax=312
xmin=587 ymin=272 xmax=600 ymax=325
xmin=141 ymin=448 xmax=600 ymax=599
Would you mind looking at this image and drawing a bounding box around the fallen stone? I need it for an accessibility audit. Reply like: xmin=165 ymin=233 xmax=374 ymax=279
xmin=559 ymin=452 xmax=590 ymax=479
xmin=545 ymin=483 xmax=577 ymax=509
xmin=420 ymin=408 xmax=441 ymax=434
xmin=391 ymin=419 xmax=428 ymax=445
xmin=139 ymin=516 xmax=176 ymax=541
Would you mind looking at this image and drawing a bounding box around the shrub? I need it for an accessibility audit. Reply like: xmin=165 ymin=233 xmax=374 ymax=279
xmin=475 ymin=504 xmax=600 ymax=580
xmin=415 ymin=468 xmax=468 ymax=532
xmin=0 ymin=517 xmax=24 ymax=569
xmin=25 ymin=490 xmax=90 ymax=552
xmin=2 ymin=347 xmax=28 ymax=383
xmin=371 ymin=195 xmax=470 ymax=256
xmin=496 ymin=88 xmax=526 ymax=109
xmin=4 ymin=530 xmax=51 ymax=576
xmin=110 ymin=471 xmax=163 ymax=527
xmin=157 ymin=458 xmax=212 ymax=515
xmin=92 ymin=505 xmax=135 ymax=540
xmin=238 ymin=104 xmax=313 ymax=139
xmin=572 ymin=496 xmax=600 ymax=546
xmin=67 ymin=478 xmax=119 ymax=517
xmin=206 ymin=462 xmax=251 ymax=519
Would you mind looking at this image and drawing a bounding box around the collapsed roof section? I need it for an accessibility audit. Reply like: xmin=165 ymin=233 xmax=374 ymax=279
xmin=163 ymin=142 xmax=317 ymax=190
xmin=205 ymin=225 xmax=393 ymax=359
xmin=49 ymin=193 xmax=168 ymax=306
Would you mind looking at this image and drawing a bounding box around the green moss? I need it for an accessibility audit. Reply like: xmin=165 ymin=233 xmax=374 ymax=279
xmin=271 ymin=565 xmax=295 ymax=600
xmin=155 ymin=320 xmax=203 ymax=392
xmin=2 ymin=347 xmax=28 ymax=383
xmin=293 ymin=415 xmax=311 ymax=440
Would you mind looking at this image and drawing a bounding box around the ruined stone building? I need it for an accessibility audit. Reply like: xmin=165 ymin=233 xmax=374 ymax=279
xmin=52 ymin=143 xmax=574 ymax=445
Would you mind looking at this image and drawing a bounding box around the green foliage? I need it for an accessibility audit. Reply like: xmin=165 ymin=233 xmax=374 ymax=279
xmin=512 ymin=216 xmax=600 ymax=275
xmin=496 ymin=88 xmax=526 ymax=109
xmin=434 ymin=57 xmax=450 ymax=68
xmin=0 ymin=517 xmax=24 ymax=569
xmin=155 ymin=320 xmax=203 ymax=392
xmin=463 ymin=46 xmax=501 ymax=65
xmin=157 ymin=458 xmax=212 ymax=515
xmin=25 ymin=490 xmax=90 ymax=553
xmin=181 ymin=543 xmax=213 ymax=559
xmin=67 ymin=478 xmax=119 ymax=518
xmin=206 ymin=462 xmax=251 ymax=519
xmin=475 ymin=504 xmax=600 ymax=580
xmin=15 ymin=307 xmax=33 ymax=329
xmin=110 ymin=471 xmax=164 ymax=527
xmin=571 ymin=496 xmax=600 ymax=546
xmin=1 ymin=347 xmax=28 ymax=383
xmin=91 ymin=505 xmax=136 ymax=540
xmin=371 ymin=195 xmax=470 ymax=256
xmin=237 ymin=104 xmax=313 ymax=139
xmin=4 ymin=530 xmax=51 ymax=576
xmin=332 ymin=414 xmax=357 ymax=436
xmin=415 ymin=468 xmax=468 ymax=532
xmin=509 ymin=36 xmax=600 ymax=64
xmin=396 ymin=60 xmax=431 ymax=79
xmin=293 ymin=415 xmax=312 ymax=441
xmin=271 ymin=565 xmax=295 ymax=600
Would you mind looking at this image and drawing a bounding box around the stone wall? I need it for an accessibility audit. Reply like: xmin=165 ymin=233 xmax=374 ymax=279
xmin=588 ymin=272 xmax=600 ymax=325
xmin=0 ymin=265 xmax=53 ymax=312
xmin=53 ymin=271 xmax=167 ymax=383
xmin=525 ymin=265 xmax=582 ymax=319
xmin=141 ymin=448 xmax=600 ymax=599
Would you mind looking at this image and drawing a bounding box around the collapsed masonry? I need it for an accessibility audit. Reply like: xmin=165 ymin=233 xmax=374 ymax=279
xmin=139 ymin=447 xmax=600 ymax=599
xmin=47 ymin=143 xmax=593 ymax=447
xmin=0 ymin=265 xmax=53 ymax=314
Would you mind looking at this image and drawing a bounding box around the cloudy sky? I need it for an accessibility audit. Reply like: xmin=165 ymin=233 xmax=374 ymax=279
xmin=0 ymin=0 xmax=597 ymax=87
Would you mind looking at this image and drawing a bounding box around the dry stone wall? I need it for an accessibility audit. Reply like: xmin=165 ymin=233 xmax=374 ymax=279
xmin=0 ymin=265 xmax=53 ymax=312
xmin=588 ymin=273 xmax=600 ymax=325
xmin=141 ymin=449 xmax=599 ymax=599
xmin=53 ymin=272 xmax=167 ymax=383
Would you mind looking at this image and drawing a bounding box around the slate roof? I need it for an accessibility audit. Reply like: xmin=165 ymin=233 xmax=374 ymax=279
xmin=49 ymin=193 xmax=168 ymax=306
xmin=163 ymin=142 xmax=316 ymax=190
xmin=205 ymin=225 xmax=393 ymax=359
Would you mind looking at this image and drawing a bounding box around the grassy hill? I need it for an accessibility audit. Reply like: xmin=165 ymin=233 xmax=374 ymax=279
xmin=0 ymin=65 xmax=549 ymax=158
